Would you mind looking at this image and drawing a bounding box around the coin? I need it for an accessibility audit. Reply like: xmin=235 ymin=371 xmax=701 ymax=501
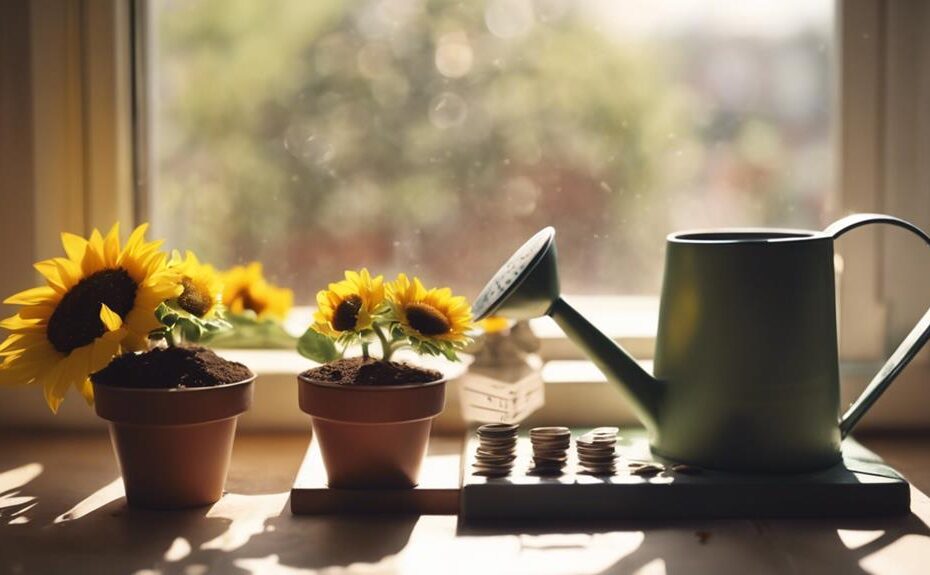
xmin=529 ymin=426 xmax=570 ymax=437
xmin=526 ymin=427 xmax=571 ymax=477
xmin=478 ymin=423 xmax=518 ymax=434
xmin=630 ymin=464 xmax=664 ymax=477
xmin=473 ymin=423 xmax=519 ymax=478
xmin=671 ymin=464 xmax=701 ymax=475
xmin=575 ymin=428 xmax=619 ymax=476
xmin=527 ymin=467 xmax=563 ymax=476
xmin=475 ymin=456 xmax=517 ymax=465
xmin=473 ymin=469 xmax=511 ymax=477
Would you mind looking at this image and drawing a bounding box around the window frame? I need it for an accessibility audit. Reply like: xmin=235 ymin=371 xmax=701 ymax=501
xmin=2 ymin=0 xmax=929 ymax=430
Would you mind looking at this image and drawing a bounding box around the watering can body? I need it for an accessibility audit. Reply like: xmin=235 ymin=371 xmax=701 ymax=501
xmin=652 ymin=230 xmax=841 ymax=471
xmin=476 ymin=214 xmax=930 ymax=473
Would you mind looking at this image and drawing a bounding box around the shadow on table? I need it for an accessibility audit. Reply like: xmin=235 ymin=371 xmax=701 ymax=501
xmin=457 ymin=512 xmax=930 ymax=574
xmin=2 ymin=475 xmax=419 ymax=575
xmin=225 ymin=511 xmax=420 ymax=573
xmin=0 ymin=444 xmax=416 ymax=574
xmin=6 ymin=430 xmax=929 ymax=574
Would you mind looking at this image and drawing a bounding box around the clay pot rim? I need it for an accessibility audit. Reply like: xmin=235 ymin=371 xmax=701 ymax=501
xmin=94 ymin=375 xmax=255 ymax=426
xmin=92 ymin=374 xmax=256 ymax=394
xmin=297 ymin=372 xmax=446 ymax=391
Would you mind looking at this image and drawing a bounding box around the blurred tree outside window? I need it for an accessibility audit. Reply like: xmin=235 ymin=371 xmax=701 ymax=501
xmin=146 ymin=0 xmax=833 ymax=304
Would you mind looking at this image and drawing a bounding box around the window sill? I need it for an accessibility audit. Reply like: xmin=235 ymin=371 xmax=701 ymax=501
xmin=3 ymin=295 xmax=929 ymax=432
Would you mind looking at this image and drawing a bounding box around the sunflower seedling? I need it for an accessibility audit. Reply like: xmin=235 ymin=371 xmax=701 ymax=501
xmin=297 ymin=269 xmax=473 ymax=364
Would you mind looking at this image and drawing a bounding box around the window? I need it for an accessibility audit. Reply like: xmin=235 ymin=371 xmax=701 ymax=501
xmin=141 ymin=0 xmax=834 ymax=302
xmin=5 ymin=0 xmax=930 ymax=429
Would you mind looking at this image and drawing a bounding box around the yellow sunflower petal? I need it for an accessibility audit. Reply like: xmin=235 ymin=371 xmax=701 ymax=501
xmin=39 ymin=360 xmax=68 ymax=414
xmin=0 ymin=334 xmax=26 ymax=354
xmin=5 ymin=286 xmax=58 ymax=306
xmin=122 ymin=223 xmax=150 ymax=259
xmin=18 ymin=304 xmax=55 ymax=320
xmin=0 ymin=314 xmax=42 ymax=332
xmin=122 ymin=332 xmax=149 ymax=352
xmin=52 ymin=257 xmax=84 ymax=291
xmin=103 ymin=222 xmax=121 ymax=267
xmin=81 ymin=229 xmax=107 ymax=275
xmin=34 ymin=260 xmax=67 ymax=292
xmin=99 ymin=304 xmax=123 ymax=332
xmin=61 ymin=232 xmax=88 ymax=264
xmin=77 ymin=377 xmax=94 ymax=404
xmin=0 ymin=357 xmax=43 ymax=386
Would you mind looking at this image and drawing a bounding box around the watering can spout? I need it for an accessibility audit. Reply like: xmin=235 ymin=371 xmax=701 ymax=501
xmin=471 ymin=227 xmax=663 ymax=431
xmin=548 ymin=297 xmax=663 ymax=430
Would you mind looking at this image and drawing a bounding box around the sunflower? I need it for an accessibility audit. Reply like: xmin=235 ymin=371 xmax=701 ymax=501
xmin=170 ymin=250 xmax=222 ymax=319
xmin=386 ymin=274 xmax=473 ymax=344
xmin=479 ymin=316 xmax=511 ymax=334
xmin=313 ymin=269 xmax=385 ymax=337
xmin=222 ymin=262 xmax=293 ymax=320
xmin=0 ymin=223 xmax=181 ymax=412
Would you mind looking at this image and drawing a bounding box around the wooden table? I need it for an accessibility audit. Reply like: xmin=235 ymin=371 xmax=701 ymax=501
xmin=1 ymin=432 xmax=928 ymax=574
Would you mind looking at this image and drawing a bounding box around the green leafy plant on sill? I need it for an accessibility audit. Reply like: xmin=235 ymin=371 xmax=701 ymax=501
xmin=200 ymin=262 xmax=296 ymax=349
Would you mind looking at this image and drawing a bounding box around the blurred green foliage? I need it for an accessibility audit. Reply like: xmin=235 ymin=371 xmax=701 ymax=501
xmin=151 ymin=0 xmax=829 ymax=300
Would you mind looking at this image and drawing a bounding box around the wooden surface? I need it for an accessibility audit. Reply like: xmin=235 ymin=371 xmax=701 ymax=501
xmin=290 ymin=438 xmax=460 ymax=515
xmin=462 ymin=431 xmax=909 ymax=521
xmin=0 ymin=431 xmax=929 ymax=574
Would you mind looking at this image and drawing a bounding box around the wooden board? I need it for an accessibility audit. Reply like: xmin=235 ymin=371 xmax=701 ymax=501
xmin=290 ymin=437 xmax=461 ymax=515
xmin=461 ymin=429 xmax=910 ymax=521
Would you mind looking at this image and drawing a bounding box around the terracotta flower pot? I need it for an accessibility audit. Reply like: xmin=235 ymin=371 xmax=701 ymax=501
xmin=298 ymin=373 xmax=446 ymax=489
xmin=93 ymin=377 xmax=254 ymax=509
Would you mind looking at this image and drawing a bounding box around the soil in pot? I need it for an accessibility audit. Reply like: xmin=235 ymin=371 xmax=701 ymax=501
xmin=92 ymin=345 xmax=252 ymax=388
xmin=91 ymin=346 xmax=254 ymax=509
xmin=302 ymin=357 xmax=441 ymax=386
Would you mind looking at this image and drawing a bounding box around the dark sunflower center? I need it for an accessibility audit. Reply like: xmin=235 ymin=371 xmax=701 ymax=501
xmin=235 ymin=288 xmax=265 ymax=314
xmin=177 ymin=277 xmax=211 ymax=317
xmin=332 ymin=294 xmax=363 ymax=331
xmin=46 ymin=268 xmax=138 ymax=353
xmin=405 ymin=303 xmax=451 ymax=336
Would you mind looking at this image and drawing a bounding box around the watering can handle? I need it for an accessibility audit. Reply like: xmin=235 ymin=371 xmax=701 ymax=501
xmin=827 ymin=213 xmax=930 ymax=438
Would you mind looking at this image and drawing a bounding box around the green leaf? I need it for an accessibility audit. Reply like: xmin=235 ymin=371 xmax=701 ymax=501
xmin=297 ymin=328 xmax=341 ymax=363
xmin=439 ymin=343 xmax=460 ymax=362
xmin=178 ymin=317 xmax=205 ymax=342
xmin=200 ymin=318 xmax=295 ymax=349
xmin=155 ymin=303 xmax=179 ymax=327
xmin=203 ymin=318 xmax=232 ymax=332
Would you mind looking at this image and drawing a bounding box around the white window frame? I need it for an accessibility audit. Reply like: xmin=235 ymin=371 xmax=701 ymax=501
xmin=2 ymin=0 xmax=929 ymax=430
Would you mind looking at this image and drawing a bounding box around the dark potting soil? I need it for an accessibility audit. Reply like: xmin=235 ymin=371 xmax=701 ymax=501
xmin=91 ymin=346 xmax=253 ymax=389
xmin=302 ymin=357 xmax=442 ymax=386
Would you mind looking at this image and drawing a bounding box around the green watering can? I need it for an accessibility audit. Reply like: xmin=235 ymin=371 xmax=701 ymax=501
xmin=473 ymin=214 xmax=930 ymax=472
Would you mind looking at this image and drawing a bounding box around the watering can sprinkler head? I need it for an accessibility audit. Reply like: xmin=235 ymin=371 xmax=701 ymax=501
xmin=473 ymin=227 xmax=561 ymax=321
xmin=473 ymin=227 xmax=663 ymax=429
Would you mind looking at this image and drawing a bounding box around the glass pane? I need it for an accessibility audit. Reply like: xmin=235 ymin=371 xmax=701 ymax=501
xmin=145 ymin=0 xmax=833 ymax=301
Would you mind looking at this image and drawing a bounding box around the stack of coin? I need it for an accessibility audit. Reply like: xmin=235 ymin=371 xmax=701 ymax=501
xmin=528 ymin=426 xmax=571 ymax=476
xmin=473 ymin=423 xmax=519 ymax=477
xmin=576 ymin=426 xmax=619 ymax=475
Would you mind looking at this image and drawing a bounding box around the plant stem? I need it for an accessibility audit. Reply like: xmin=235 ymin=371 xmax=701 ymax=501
xmin=164 ymin=328 xmax=177 ymax=348
xmin=361 ymin=340 xmax=370 ymax=360
xmin=372 ymin=324 xmax=393 ymax=362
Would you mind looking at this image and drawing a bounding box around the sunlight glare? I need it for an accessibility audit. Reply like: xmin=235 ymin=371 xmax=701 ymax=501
xmin=837 ymin=529 xmax=885 ymax=550
xmin=54 ymin=477 xmax=124 ymax=523
xmin=0 ymin=463 xmax=43 ymax=491
xmin=201 ymin=492 xmax=289 ymax=552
